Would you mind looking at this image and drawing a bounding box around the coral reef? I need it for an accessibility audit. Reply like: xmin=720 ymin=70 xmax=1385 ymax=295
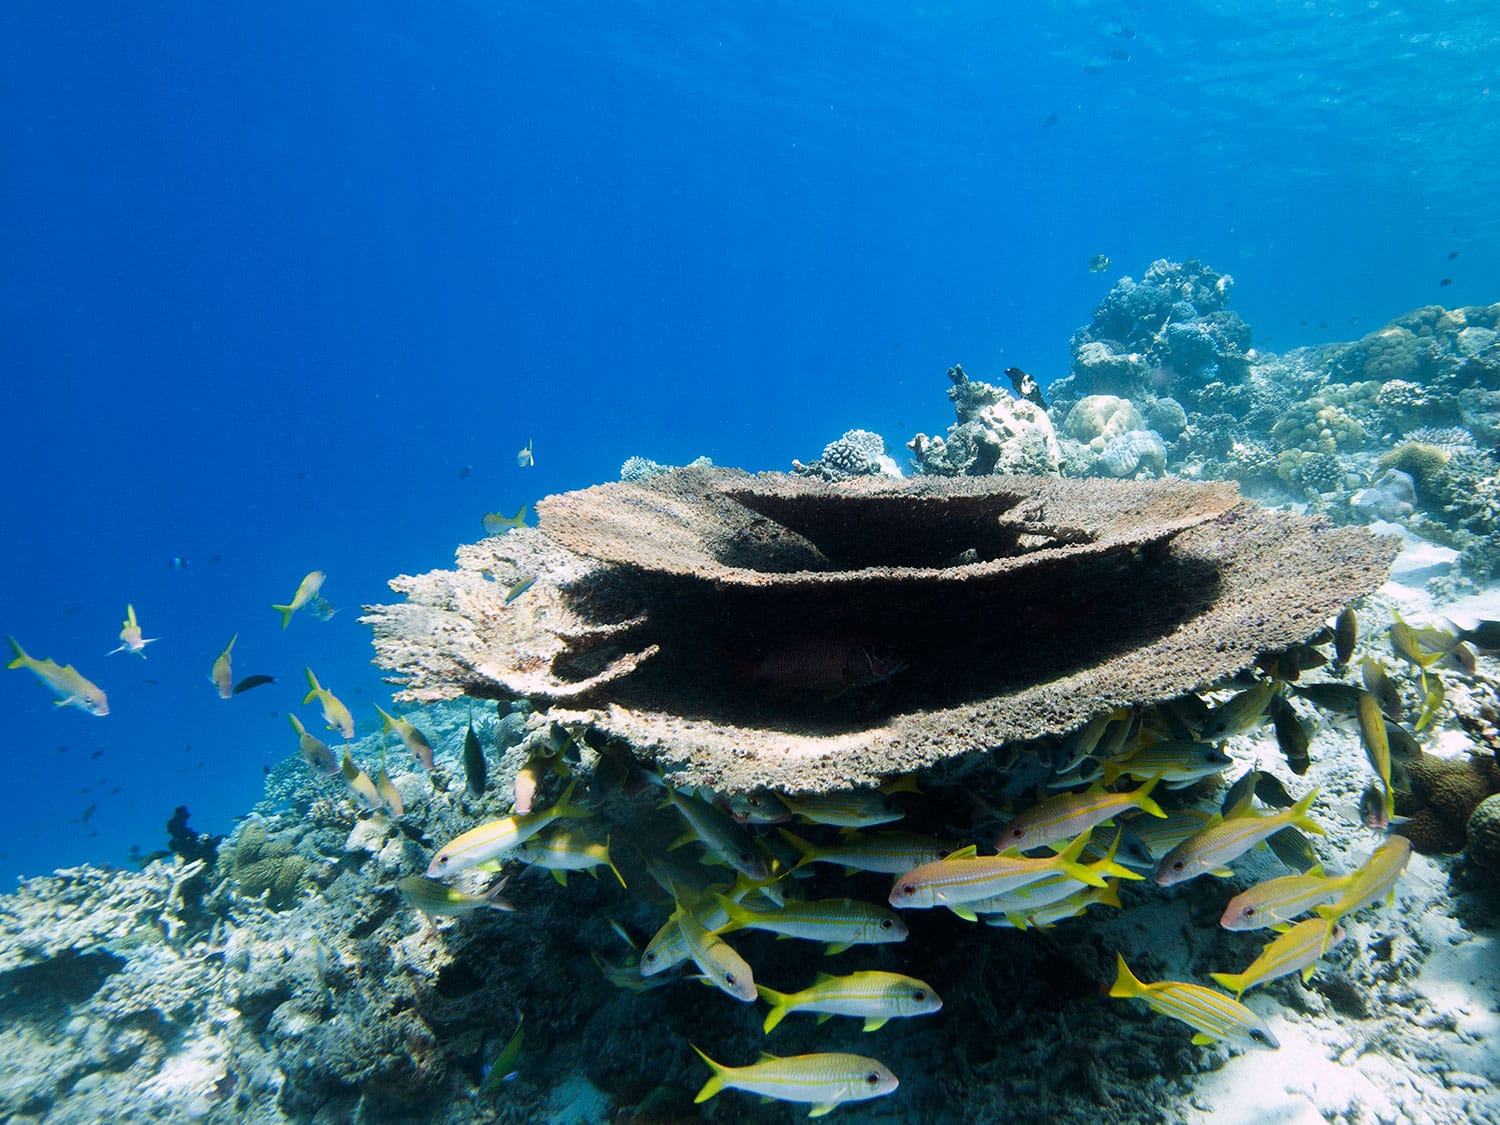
xmin=364 ymin=467 xmax=1396 ymax=795
xmin=907 ymin=364 xmax=1062 ymax=476
xmin=791 ymin=428 xmax=900 ymax=482
xmin=228 ymin=820 xmax=309 ymax=910
xmin=621 ymin=454 xmax=713 ymax=482
xmin=1466 ymin=793 xmax=1500 ymax=870
xmin=1394 ymin=753 xmax=1500 ymax=855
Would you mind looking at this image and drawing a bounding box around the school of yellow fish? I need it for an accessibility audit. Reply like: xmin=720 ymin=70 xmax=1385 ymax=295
xmin=14 ymin=577 xmax=1465 ymax=1117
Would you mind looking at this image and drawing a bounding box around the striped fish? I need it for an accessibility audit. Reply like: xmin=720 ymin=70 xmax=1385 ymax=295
xmin=756 ymin=971 xmax=941 ymax=1034
xmin=426 ymin=780 xmax=589 ymax=878
xmin=997 ymin=775 xmax=1167 ymax=853
xmin=1209 ymin=919 xmax=1346 ymax=999
xmin=1154 ymin=789 xmax=1324 ymax=886
xmin=889 ymin=832 xmax=1105 ymax=921
xmin=776 ymin=828 xmax=960 ymax=875
xmin=1314 ymin=835 xmax=1412 ymax=931
xmin=715 ymin=895 xmax=907 ymax=954
xmin=691 ymin=1046 xmax=898 ymax=1116
xmin=1219 ymin=866 xmax=1353 ymax=931
xmin=674 ymin=901 xmax=756 ymax=1002
xmin=1108 ymin=954 xmax=1279 ymax=1049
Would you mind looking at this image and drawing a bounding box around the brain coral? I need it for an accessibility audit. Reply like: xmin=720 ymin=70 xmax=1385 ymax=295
xmin=363 ymin=468 xmax=1397 ymax=795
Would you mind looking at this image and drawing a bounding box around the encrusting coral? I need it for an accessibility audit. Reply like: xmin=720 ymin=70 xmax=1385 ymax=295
xmin=229 ymin=821 xmax=308 ymax=910
xmin=364 ymin=467 xmax=1397 ymax=795
xmin=1394 ymin=753 xmax=1500 ymax=854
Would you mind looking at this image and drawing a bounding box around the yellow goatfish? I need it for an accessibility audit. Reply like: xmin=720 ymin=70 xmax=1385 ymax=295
xmin=427 ymin=780 xmax=589 ymax=877
xmin=304 ymin=667 xmax=354 ymax=739
xmin=108 ymin=604 xmax=157 ymax=658
xmin=889 ymin=831 xmax=1103 ymax=920
xmin=1154 ymin=789 xmax=1324 ymax=886
xmin=1218 ymin=866 xmax=1353 ymax=931
xmin=211 ymin=634 xmax=237 ymax=699
xmin=1109 ymin=954 xmax=1279 ymax=1048
xmin=373 ymin=704 xmax=435 ymax=770
xmin=398 ymin=875 xmax=513 ymax=917
xmin=6 ymin=636 xmax=109 ymax=716
xmin=1314 ymin=835 xmax=1412 ymax=935
xmin=757 ymin=971 xmax=941 ymax=1034
xmin=998 ymin=775 xmax=1166 ymax=853
xmin=517 ymin=439 xmax=534 ymax=468
xmin=514 ymin=829 xmax=626 ymax=887
xmin=288 ymin=714 xmax=339 ymax=776
xmin=1356 ymin=691 xmax=1395 ymax=825
xmin=481 ymin=506 xmax=529 ymax=537
xmin=1209 ymin=918 xmax=1346 ymax=1000
xmin=691 ymin=1046 xmax=898 ymax=1117
xmin=340 ymin=752 xmax=383 ymax=811
xmin=674 ymin=901 xmax=757 ymax=1002
xmin=272 ymin=570 xmax=326 ymax=629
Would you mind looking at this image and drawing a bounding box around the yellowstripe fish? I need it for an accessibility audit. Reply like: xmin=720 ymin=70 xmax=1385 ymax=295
xmin=660 ymin=782 xmax=769 ymax=880
xmin=1356 ymin=690 xmax=1395 ymax=825
xmin=1108 ymin=954 xmax=1278 ymax=1049
xmin=304 ymin=667 xmax=354 ymax=739
xmin=673 ymin=900 xmax=756 ymax=1001
xmin=775 ymin=828 xmax=959 ymax=875
xmin=889 ymin=830 xmax=1102 ymax=919
xmin=1388 ymin=609 xmax=1441 ymax=673
xmin=1208 ymin=918 xmax=1346 ymax=1000
xmin=983 ymin=879 xmax=1122 ymax=930
xmin=374 ymin=704 xmax=435 ymax=770
xmin=340 ymin=752 xmax=383 ymax=812
xmin=108 ymin=604 xmax=157 ymax=658
xmin=691 ymin=1045 xmax=898 ymax=1117
xmin=514 ymin=829 xmax=626 ymax=887
xmin=998 ymin=774 xmax=1166 ymax=853
xmin=757 ymin=971 xmax=941 ymax=1034
xmin=1201 ymin=679 xmax=1276 ymax=739
xmin=272 ymin=569 xmax=326 ymax=629
xmin=714 ymin=895 xmax=906 ymax=955
xmin=640 ymin=886 xmax=741 ymax=977
xmin=289 ymin=714 xmax=339 ymax=776
xmin=781 ymin=779 xmax=915 ymax=828
xmin=1218 ymin=865 xmax=1353 ymax=931
xmin=1154 ymin=789 xmax=1324 ymax=886
xmin=427 ymin=779 xmax=589 ymax=877
xmin=7 ymin=635 xmax=109 ymax=716
xmin=1128 ymin=807 xmax=1215 ymax=859
xmin=962 ymin=835 xmax=1142 ymax=917
xmin=398 ymin=875 xmax=513 ymax=917
xmin=1314 ymin=835 xmax=1412 ymax=932
xmin=481 ymin=505 xmax=528 ymax=537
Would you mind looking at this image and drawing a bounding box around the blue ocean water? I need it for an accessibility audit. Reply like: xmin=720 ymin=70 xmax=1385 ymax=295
xmin=1 ymin=0 xmax=1496 ymax=881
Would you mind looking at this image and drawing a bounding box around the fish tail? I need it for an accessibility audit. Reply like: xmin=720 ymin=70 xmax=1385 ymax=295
xmin=756 ymin=986 xmax=791 ymax=1033
xmin=6 ymin=635 xmax=28 ymax=669
xmin=1108 ymin=952 xmax=1143 ymax=999
xmin=690 ymin=1045 xmax=728 ymax=1103
xmin=1059 ymin=860 xmax=1108 ymax=888
xmin=1100 ymin=761 xmax=1126 ymax=786
xmin=774 ymin=828 xmax=819 ymax=869
xmin=1133 ymin=773 xmax=1168 ymax=819
xmin=1097 ymin=880 xmax=1124 ymax=909
xmin=550 ymin=779 xmax=590 ymax=820
xmin=1206 ymin=971 xmax=1246 ymax=999
xmin=602 ymin=836 xmax=627 ymax=888
xmin=272 ymin=603 xmax=294 ymax=629
xmin=304 ymin=667 xmax=321 ymax=696
xmin=711 ymin=893 xmax=752 ymax=933
xmin=1290 ymin=787 xmax=1326 ymax=836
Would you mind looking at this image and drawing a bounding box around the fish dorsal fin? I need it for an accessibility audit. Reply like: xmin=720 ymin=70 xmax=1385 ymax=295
xmin=814 ymin=971 xmax=837 ymax=984
xmin=947 ymin=844 xmax=979 ymax=860
xmin=757 ymin=1051 xmax=780 ymax=1062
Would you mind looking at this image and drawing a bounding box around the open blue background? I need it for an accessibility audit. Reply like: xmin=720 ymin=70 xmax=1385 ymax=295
xmin=2 ymin=1 xmax=1496 ymax=879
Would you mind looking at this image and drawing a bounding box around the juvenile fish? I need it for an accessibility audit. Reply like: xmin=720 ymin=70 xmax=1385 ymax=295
xmin=481 ymin=505 xmax=528 ymax=536
xmin=1155 ymin=789 xmax=1324 ymax=886
xmin=1268 ymin=692 xmax=1311 ymax=775
xmin=273 ymin=569 xmax=326 ymax=629
xmin=1201 ymin=680 xmax=1276 ymax=739
xmin=691 ymin=1046 xmax=898 ymax=1116
xmin=998 ymin=775 xmax=1166 ymax=853
xmin=890 ymin=831 xmax=1103 ymax=919
xmin=398 ymin=875 xmax=512 ymax=916
xmin=289 ymin=714 xmax=339 ymax=776
xmin=304 ymin=667 xmax=354 ymax=739
xmin=715 ymin=895 xmax=907 ymax=955
xmin=7 ymin=636 xmax=109 ymax=716
xmin=1209 ymin=918 xmax=1346 ymax=999
xmin=757 ymin=971 xmax=941 ymax=1034
xmin=517 ymin=438 xmax=534 ymax=468
xmin=232 ymin=674 xmax=277 ymax=695
xmin=1220 ymin=866 xmax=1354 ymax=931
xmin=982 ymin=879 xmax=1123 ymax=930
xmin=108 ymin=604 xmax=157 ymax=658
xmin=374 ymin=704 xmax=435 ymax=770
xmin=211 ymin=634 xmax=237 ymax=699
xmin=427 ymin=780 xmax=589 ymax=877
xmin=1414 ymin=675 xmax=1445 ymax=733
xmin=374 ymin=756 xmax=405 ymax=816
xmin=660 ymin=784 xmax=769 ymax=879
xmin=1100 ymin=742 xmax=1233 ymax=788
xmin=463 ymin=711 xmax=486 ymax=796
xmin=1108 ymin=954 xmax=1278 ymax=1049
xmin=1388 ymin=612 xmax=1440 ymax=673
xmin=515 ymin=829 xmax=626 ymax=887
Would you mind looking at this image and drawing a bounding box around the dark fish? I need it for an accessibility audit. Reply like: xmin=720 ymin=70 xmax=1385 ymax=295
xmin=740 ymin=636 xmax=907 ymax=695
xmin=1359 ymin=783 xmax=1411 ymax=831
xmin=458 ymin=465 xmax=472 ymax=480
xmin=1449 ymin=250 xmax=1460 ymax=260
xmin=1221 ymin=768 xmax=1260 ymax=816
xmin=1383 ymin=718 xmax=1421 ymax=761
xmin=90 ymin=750 xmax=103 ymax=759
xmin=1004 ymin=366 xmax=1048 ymax=408
xmin=1333 ymin=607 xmax=1357 ymax=667
xmin=1360 ymin=657 xmax=1403 ymax=721
xmin=232 ymin=674 xmax=278 ymax=695
xmin=463 ymin=710 xmax=487 ymax=797
xmin=1257 ymin=645 xmax=1326 ymax=681
xmin=1088 ymin=254 xmax=1111 ymax=273
xmin=1439 ymin=278 xmax=1453 ymax=287
xmin=1042 ymin=113 xmax=1059 ymax=127
xmin=1267 ymin=826 xmax=1319 ymax=872
xmin=1290 ymin=680 xmax=1362 ymax=714
xmin=1268 ymin=692 xmax=1311 ymax=775
xmin=1456 ymin=619 xmax=1500 ymax=651
xmin=1254 ymin=773 xmax=1295 ymax=809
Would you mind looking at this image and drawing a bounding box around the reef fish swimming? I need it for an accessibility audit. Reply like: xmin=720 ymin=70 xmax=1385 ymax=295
xmin=272 ymin=569 xmax=326 ymax=629
xmin=1109 ymin=954 xmax=1279 ymax=1048
xmin=107 ymin=604 xmax=157 ymax=658
xmin=739 ymin=636 xmax=907 ymax=696
xmin=6 ymin=636 xmax=109 ymax=716
xmin=691 ymin=1046 xmax=899 ymax=1116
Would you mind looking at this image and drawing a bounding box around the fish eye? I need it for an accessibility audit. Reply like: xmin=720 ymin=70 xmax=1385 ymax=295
xmin=1250 ymin=1029 xmax=1268 ymax=1044
xmin=1243 ymin=906 xmax=1256 ymax=917
xmin=912 ymin=990 xmax=926 ymax=1001
xmin=724 ymin=973 xmax=736 ymax=985
xmin=880 ymin=918 xmax=894 ymax=929
xmin=1009 ymin=827 xmax=1025 ymax=839
xmin=1171 ymin=860 xmax=1185 ymax=871
xmin=643 ymin=950 xmax=657 ymax=963
xmin=865 ymin=1072 xmax=880 ymax=1086
xmin=901 ymin=883 xmax=916 ymax=895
